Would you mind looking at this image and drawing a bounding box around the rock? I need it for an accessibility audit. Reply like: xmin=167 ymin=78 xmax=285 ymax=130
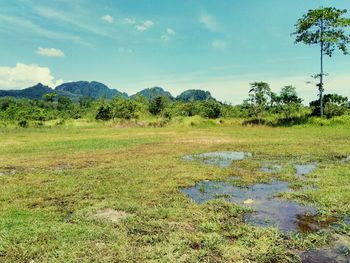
xmin=244 ymin=199 xmax=254 ymax=205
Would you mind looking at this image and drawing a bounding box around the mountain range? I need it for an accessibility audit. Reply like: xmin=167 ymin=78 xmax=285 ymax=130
xmin=0 ymin=81 xmax=215 ymax=102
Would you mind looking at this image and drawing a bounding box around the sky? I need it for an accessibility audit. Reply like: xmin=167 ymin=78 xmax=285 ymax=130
xmin=0 ymin=0 xmax=349 ymax=104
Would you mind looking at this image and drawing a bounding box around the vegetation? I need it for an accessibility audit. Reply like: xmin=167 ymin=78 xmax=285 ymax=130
xmin=0 ymin=122 xmax=349 ymax=262
xmin=0 ymin=80 xmax=349 ymax=128
xmin=176 ymin=89 xmax=213 ymax=101
xmin=294 ymin=7 xmax=350 ymax=117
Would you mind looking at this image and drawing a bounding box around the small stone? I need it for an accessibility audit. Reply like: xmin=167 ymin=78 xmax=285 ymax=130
xmin=244 ymin=199 xmax=254 ymax=205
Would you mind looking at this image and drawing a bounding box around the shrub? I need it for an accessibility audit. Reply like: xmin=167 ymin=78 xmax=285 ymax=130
xmin=199 ymin=100 xmax=222 ymax=119
xmin=149 ymin=96 xmax=169 ymax=115
xmin=18 ymin=119 xmax=28 ymax=128
xmin=112 ymin=99 xmax=137 ymax=119
xmin=95 ymin=104 xmax=113 ymax=120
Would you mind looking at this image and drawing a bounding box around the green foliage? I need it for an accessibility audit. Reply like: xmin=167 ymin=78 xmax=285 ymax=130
xmin=79 ymin=96 xmax=93 ymax=108
xmin=294 ymin=7 xmax=350 ymax=56
xmin=112 ymin=98 xmax=138 ymax=119
xmin=43 ymin=93 xmax=57 ymax=103
xmin=199 ymin=100 xmax=222 ymax=119
xmin=18 ymin=119 xmax=28 ymax=128
xmin=95 ymin=103 xmax=113 ymax=121
xmin=55 ymin=81 xmax=127 ymax=99
xmin=310 ymin=94 xmax=348 ymax=117
xmin=274 ymin=86 xmax=303 ymax=120
xmin=294 ymin=7 xmax=350 ymax=117
xmin=131 ymin=87 xmax=173 ymax=100
xmin=244 ymin=82 xmax=272 ymax=124
xmin=149 ymin=96 xmax=169 ymax=115
xmin=57 ymin=96 xmax=73 ymax=111
xmin=176 ymin=89 xmax=213 ymax=101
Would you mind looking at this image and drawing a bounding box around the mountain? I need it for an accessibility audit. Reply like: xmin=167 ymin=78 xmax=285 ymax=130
xmin=0 ymin=83 xmax=54 ymax=100
xmin=131 ymin=87 xmax=174 ymax=100
xmin=176 ymin=89 xmax=214 ymax=101
xmin=55 ymin=81 xmax=127 ymax=99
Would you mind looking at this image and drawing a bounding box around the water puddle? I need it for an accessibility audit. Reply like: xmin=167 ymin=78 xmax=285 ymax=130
xmin=0 ymin=167 xmax=17 ymax=176
xmin=181 ymin=180 xmax=319 ymax=232
xmin=300 ymin=234 xmax=350 ymax=263
xmin=259 ymin=163 xmax=283 ymax=174
xmin=183 ymin=151 xmax=252 ymax=168
xmin=341 ymin=155 xmax=350 ymax=163
xmin=295 ymin=164 xmax=317 ymax=177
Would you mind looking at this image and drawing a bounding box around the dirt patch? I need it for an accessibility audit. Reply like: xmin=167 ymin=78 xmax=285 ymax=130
xmin=93 ymin=209 xmax=131 ymax=223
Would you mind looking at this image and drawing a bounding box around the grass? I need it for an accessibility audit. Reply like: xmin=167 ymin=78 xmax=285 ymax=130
xmin=0 ymin=120 xmax=349 ymax=262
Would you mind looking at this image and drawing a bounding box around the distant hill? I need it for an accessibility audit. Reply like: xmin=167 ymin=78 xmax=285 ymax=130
xmin=55 ymin=81 xmax=127 ymax=99
xmin=0 ymin=81 xmax=127 ymax=101
xmin=0 ymin=83 xmax=55 ymax=100
xmin=130 ymin=87 xmax=174 ymax=100
xmin=0 ymin=83 xmax=217 ymax=102
xmin=176 ymin=89 xmax=214 ymax=101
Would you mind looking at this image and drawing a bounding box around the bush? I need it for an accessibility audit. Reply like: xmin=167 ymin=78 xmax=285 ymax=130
xmin=95 ymin=104 xmax=113 ymax=120
xmin=149 ymin=96 xmax=168 ymax=115
xmin=112 ymin=99 xmax=137 ymax=119
xmin=18 ymin=119 xmax=28 ymax=128
xmin=199 ymin=100 xmax=222 ymax=119
xmin=324 ymin=102 xmax=347 ymax=118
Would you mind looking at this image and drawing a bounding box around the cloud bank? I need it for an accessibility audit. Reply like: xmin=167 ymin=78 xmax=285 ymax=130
xmin=0 ymin=63 xmax=63 ymax=89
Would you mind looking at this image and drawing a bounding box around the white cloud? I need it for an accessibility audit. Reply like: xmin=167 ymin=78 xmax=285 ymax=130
xmin=135 ymin=20 xmax=154 ymax=31
xmin=161 ymin=35 xmax=171 ymax=41
xmin=199 ymin=12 xmax=220 ymax=31
xmin=101 ymin=14 xmax=114 ymax=23
xmin=0 ymin=63 xmax=63 ymax=89
xmin=125 ymin=18 xmax=136 ymax=25
xmin=36 ymin=47 xmax=65 ymax=57
xmin=166 ymin=28 xmax=176 ymax=35
xmin=212 ymin=40 xmax=227 ymax=49
xmin=161 ymin=27 xmax=176 ymax=41
xmin=118 ymin=47 xmax=133 ymax=53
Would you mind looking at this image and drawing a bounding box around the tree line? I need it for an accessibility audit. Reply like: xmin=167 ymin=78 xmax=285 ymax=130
xmin=0 ymin=84 xmax=348 ymax=128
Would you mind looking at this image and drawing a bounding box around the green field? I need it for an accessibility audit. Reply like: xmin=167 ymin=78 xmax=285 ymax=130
xmin=0 ymin=121 xmax=349 ymax=262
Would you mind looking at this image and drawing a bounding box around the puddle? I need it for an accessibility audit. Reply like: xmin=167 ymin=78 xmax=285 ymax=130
xmin=259 ymin=163 xmax=283 ymax=173
xmin=63 ymin=211 xmax=74 ymax=223
xmin=296 ymin=214 xmax=338 ymax=233
xmin=183 ymin=151 xmax=252 ymax=168
xmin=301 ymin=249 xmax=349 ymax=263
xmin=181 ymin=180 xmax=318 ymax=232
xmin=0 ymin=168 xmax=17 ymax=176
xmin=295 ymin=164 xmax=317 ymax=177
xmin=93 ymin=209 xmax=131 ymax=223
xmin=341 ymin=156 xmax=350 ymax=163
xmin=300 ymin=234 xmax=350 ymax=263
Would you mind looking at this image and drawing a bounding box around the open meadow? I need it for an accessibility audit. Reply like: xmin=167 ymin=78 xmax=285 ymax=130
xmin=0 ymin=120 xmax=349 ymax=262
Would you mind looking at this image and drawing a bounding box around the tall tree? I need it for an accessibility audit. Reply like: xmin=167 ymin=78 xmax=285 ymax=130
xmin=245 ymin=82 xmax=272 ymax=124
xmin=293 ymin=7 xmax=350 ymax=117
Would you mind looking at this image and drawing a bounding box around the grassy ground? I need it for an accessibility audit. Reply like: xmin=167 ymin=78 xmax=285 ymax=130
xmin=0 ymin=120 xmax=349 ymax=262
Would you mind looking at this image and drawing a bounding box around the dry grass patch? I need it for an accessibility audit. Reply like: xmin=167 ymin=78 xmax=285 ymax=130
xmin=92 ymin=208 xmax=131 ymax=223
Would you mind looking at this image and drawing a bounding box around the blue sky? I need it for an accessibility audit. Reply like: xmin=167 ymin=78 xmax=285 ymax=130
xmin=0 ymin=0 xmax=349 ymax=104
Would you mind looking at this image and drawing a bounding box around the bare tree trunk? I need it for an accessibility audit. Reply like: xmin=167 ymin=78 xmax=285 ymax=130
xmin=319 ymin=18 xmax=324 ymax=118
